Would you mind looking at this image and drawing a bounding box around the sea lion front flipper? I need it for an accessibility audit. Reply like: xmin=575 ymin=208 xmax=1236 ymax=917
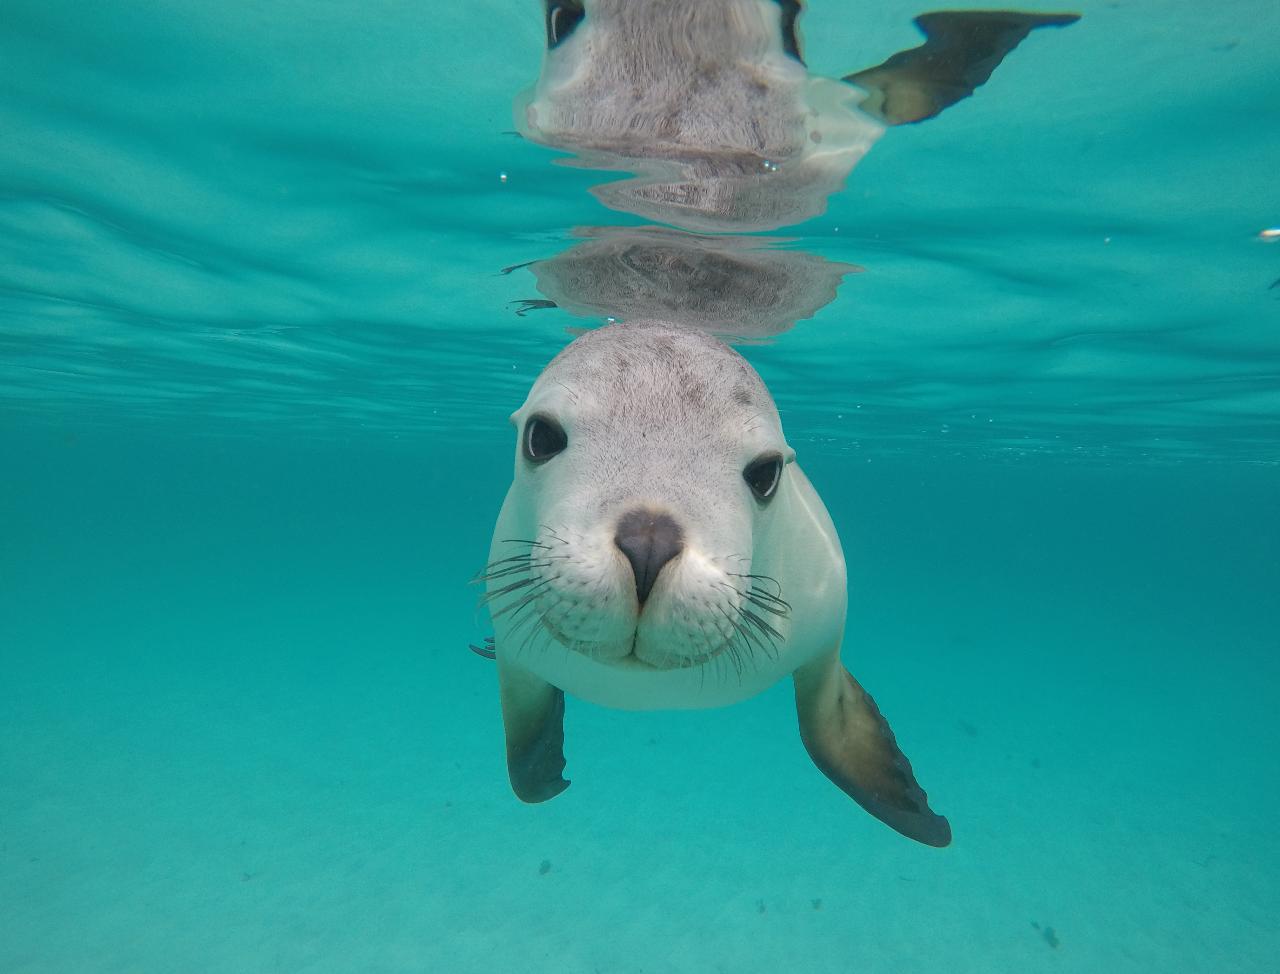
xmin=497 ymin=657 xmax=570 ymax=803
xmin=844 ymin=10 xmax=1081 ymax=125
xmin=793 ymin=653 xmax=951 ymax=847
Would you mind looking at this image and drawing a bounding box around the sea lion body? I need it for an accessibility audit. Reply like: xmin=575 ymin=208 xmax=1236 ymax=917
xmin=483 ymin=323 xmax=951 ymax=846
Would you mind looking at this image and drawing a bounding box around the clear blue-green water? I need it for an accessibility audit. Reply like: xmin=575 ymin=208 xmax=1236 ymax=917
xmin=2 ymin=2 xmax=1277 ymax=972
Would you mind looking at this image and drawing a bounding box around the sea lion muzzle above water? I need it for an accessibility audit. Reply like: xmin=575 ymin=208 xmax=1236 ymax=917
xmin=517 ymin=2 xmax=1080 ymax=231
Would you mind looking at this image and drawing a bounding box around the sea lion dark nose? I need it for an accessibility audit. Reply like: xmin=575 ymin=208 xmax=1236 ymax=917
xmin=614 ymin=509 xmax=684 ymax=606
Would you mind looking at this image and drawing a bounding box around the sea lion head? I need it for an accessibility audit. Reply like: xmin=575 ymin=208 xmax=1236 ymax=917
xmin=519 ymin=0 xmax=809 ymax=162
xmin=489 ymin=321 xmax=794 ymax=672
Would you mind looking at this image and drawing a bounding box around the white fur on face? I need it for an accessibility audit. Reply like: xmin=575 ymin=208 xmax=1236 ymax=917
xmin=528 ymin=519 xmax=750 ymax=669
xmin=496 ymin=323 xmax=791 ymax=674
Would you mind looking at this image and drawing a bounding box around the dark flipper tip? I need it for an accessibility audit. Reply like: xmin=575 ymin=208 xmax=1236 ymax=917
xmin=504 ymin=682 xmax=571 ymax=804
xmin=845 ymin=9 xmax=1081 ymax=126
xmin=795 ymin=659 xmax=951 ymax=847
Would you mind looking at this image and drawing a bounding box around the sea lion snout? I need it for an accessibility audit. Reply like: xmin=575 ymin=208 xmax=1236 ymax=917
xmin=613 ymin=508 xmax=684 ymax=606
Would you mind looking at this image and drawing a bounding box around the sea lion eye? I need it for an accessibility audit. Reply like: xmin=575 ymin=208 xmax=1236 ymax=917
xmin=545 ymin=0 xmax=585 ymax=48
xmin=523 ymin=414 xmax=568 ymax=463
xmin=743 ymin=453 xmax=783 ymax=501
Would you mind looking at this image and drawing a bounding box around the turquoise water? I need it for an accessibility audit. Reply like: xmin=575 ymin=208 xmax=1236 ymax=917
xmin=2 ymin=2 xmax=1278 ymax=972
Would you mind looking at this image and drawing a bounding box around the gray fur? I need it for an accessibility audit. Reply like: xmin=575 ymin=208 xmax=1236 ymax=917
xmin=521 ymin=0 xmax=808 ymax=161
xmin=528 ymin=322 xmax=777 ymax=538
xmin=502 ymin=322 xmax=787 ymax=673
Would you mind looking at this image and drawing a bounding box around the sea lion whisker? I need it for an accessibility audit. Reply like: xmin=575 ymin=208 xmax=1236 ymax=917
xmin=475 ymin=561 xmax=550 ymax=583
xmin=717 ymin=603 xmax=765 ymax=673
xmin=480 ymin=576 xmax=544 ymax=606
xmin=725 ymin=643 xmax=745 ymax=684
xmin=744 ymin=588 xmax=790 ymax=617
xmin=511 ymin=597 xmax=557 ymax=659
xmin=506 ymin=591 xmax=547 ymax=627
xmin=476 ymin=567 xmax=532 ymax=584
xmin=487 ymin=551 xmax=538 ymax=562
xmin=472 ymin=553 xmax=536 ymax=577
xmin=715 ymin=603 xmax=752 ymax=643
xmin=729 ymin=602 xmax=781 ymax=662
xmin=479 ymin=582 xmax=534 ymax=607
xmin=540 ymin=525 xmax=571 ymax=545
xmin=732 ymin=622 xmax=768 ymax=664
xmin=716 ymin=577 xmax=790 ymax=620
xmin=696 ymin=621 xmax=714 ymax=691
xmin=474 ymin=550 xmax=554 ymax=580
xmin=481 ymin=560 xmax=547 ymax=577
xmin=502 ymin=589 xmax=551 ymax=624
xmin=727 ymin=578 xmax=785 ymax=605
xmin=745 ymin=581 xmax=789 ymax=603
xmin=740 ymin=606 xmax=784 ymax=648
xmin=519 ymin=610 xmax=556 ymax=661
xmin=728 ymin=571 xmax=785 ymax=598
xmin=483 ymin=552 xmax=541 ymax=567
xmin=718 ymin=636 xmax=741 ymax=681
xmin=709 ymin=646 xmax=725 ymax=691
xmin=513 ymin=618 xmax=542 ymax=662
xmin=490 ymin=579 xmax=553 ymax=619
xmin=744 ymin=598 xmax=788 ymax=619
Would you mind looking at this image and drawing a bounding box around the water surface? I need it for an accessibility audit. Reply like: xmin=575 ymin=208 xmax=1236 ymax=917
xmin=2 ymin=2 xmax=1277 ymax=972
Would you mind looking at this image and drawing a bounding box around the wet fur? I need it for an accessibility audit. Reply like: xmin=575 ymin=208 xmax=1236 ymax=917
xmin=523 ymin=0 xmax=808 ymax=159
xmin=485 ymin=323 xmax=950 ymax=845
xmin=485 ymin=324 xmax=791 ymax=684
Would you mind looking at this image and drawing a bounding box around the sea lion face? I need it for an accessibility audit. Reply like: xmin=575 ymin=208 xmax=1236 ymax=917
xmin=494 ymin=323 xmax=793 ymax=672
xmin=520 ymin=0 xmax=809 ymax=161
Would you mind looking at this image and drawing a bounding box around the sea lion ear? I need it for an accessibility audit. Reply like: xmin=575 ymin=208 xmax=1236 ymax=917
xmin=843 ymin=9 xmax=1080 ymax=126
xmin=793 ymin=653 xmax=951 ymax=847
xmin=498 ymin=657 xmax=571 ymax=802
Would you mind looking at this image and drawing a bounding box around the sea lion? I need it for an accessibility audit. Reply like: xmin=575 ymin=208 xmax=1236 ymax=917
xmin=480 ymin=322 xmax=951 ymax=846
xmin=517 ymin=1 xmax=1080 ymax=231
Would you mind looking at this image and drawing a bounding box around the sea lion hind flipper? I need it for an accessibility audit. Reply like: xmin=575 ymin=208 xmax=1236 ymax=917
xmin=844 ymin=9 xmax=1081 ymax=125
xmin=498 ymin=659 xmax=571 ymax=803
xmin=793 ymin=655 xmax=951 ymax=847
